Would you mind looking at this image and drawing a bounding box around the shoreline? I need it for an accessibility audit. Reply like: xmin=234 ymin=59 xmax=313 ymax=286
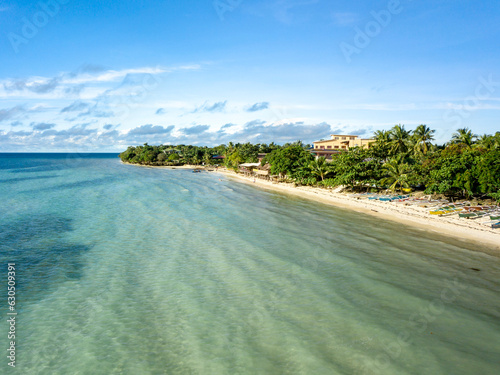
xmin=216 ymin=169 xmax=500 ymax=255
xmin=121 ymin=161 xmax=200 ymax=169
xmin=121 ymin=162 xmax=500 ymax=255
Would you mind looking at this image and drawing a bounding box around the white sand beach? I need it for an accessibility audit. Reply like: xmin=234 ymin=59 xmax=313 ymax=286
xmin=121 ymin=162 xmax=499 ymax=253
xmin=216 ymin=168 xmax=500 ymax=254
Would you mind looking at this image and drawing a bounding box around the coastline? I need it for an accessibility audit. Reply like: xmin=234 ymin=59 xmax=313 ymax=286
xmin=121 ymin=161 xmax=199 ymax=169
xmin=120 ymin=162 xmax=499 ymax=254
xmin=215 ymin=168 xmax=500 ymax=255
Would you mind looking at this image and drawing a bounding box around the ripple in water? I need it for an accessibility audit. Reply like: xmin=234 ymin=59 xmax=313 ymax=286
xmin=0 ymin=155 xmax=499 ymax=375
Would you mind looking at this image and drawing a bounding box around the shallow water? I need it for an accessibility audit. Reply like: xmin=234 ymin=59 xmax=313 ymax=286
xmin=1 ymin=154 xmax=499 ymax=374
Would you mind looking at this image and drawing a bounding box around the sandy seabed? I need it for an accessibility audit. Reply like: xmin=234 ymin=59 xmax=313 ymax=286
xmin=121 ymin=162 xmax=499 ymax=254
xmin=215 ymin=169 xmax=500 ymax=255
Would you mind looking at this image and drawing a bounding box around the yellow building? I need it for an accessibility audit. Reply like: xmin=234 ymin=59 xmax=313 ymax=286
xmin=312 ymin=134 xmax=375 ymax=159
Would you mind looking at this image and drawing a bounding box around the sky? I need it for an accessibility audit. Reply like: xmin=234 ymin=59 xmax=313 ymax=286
xmin=0 ymin=0 xmax=499 ymax=151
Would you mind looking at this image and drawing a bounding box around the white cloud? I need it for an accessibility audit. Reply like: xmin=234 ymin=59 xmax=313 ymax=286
xmin=63 ymin=67 xmax=168 ymax=85
xmin=0 ymin=64 xmax=202 ymax=100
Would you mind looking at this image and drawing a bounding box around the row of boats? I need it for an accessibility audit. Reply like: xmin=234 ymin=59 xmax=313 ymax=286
xmin=428 ymin=203 xmax=500 ymax=228
xmin=348 ymin=193 xmax=500 ymax=229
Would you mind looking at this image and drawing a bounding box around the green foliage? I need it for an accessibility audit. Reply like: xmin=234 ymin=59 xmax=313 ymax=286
xmin=475 ymin=149 xmax=500 ymax=194
xmin=119 ymin=142 xmax=274 ymax=167
xmin=329 ymin=148 xmax=384 ymax=189
xmin=317 ymin=178 xmax=336 ymax=187
xmin=225 ymin=149 xmax=244 ymax=170
xmin=412 ymin=124 xmax=435 ymax=155
xmin=157 ymin=153 xmax=168 ymax=162
xmin=308 ymin=157 xmax=331 ymax=181
xmin=450 ymin=127 xmax=477 ymax=148
xmin=119 ymin=126 xmax=498 ymax=199
xmin=379 ymin=156 xmax=412 ymax=192
xmin=388 ymin=124 xmax=412 ymax=156
xmin=168 ymin=153 xmax=180 ymax=161
xmin=263 ymin=145 xmax=313 ymax=178
xmin=489 ymin=191 xmax=500 ymax=203
xmin=298 ymin=177 xmax=318 ymax=186
xmin=424 ymin=146 xmax=479 ymax=197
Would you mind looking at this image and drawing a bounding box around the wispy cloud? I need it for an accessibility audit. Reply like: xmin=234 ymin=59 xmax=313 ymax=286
xmin=192 ymin=101 xmax=227 ymax=113
xmin=0 ymin=64 xmax=201 ymax=100
xmin=247 ymin=102 xmax=269 ymax=112
xmin=64 ymin=67 xmax=168 ymax=85
xmin=0 ymin=105 xmax=25 ymax=122
xmin=127 ymin=124 xmax=174 ymax=136
xmin=4 ymin=77 xmax=60 ymax=94
xmin=61 ymin=101 xmax=91 ymax=113
xmin=180 ymin=125 xmax=210 ymax=135
xmin=31 ymin=122 xmax=56 ymax=131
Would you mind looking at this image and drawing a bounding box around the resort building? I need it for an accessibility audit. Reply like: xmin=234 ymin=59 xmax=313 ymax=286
xmin=312 ymin=134 xmax=375 ymax=160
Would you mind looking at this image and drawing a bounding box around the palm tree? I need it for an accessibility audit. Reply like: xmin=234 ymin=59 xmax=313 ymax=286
xmin=203 ymin=152 xmax=212 ymax=165
xmin=192 ymin=155 xmax=202 ymax=165
xmin=451 ymin=128 xmax=477 ymax=148
xmin=389 ymin=124 xmax=411 ymax=155
xmin=308 ymin=157 xmax=331 ymax=181
xmin=379 ymin=157 xmax=411 ymax=192
xmin=412 ymin=124 xmax=435 ymax=155
xmin=373 ymin=130 xmax=391 ymax=145
xmin=476 ymin=134 xmax=494 ymax=149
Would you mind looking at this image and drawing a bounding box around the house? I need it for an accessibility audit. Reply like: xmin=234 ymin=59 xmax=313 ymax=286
xmin=238 ymin=162 xmax=261 ymax=175
xmin=312 ymin=134 xmax=375 ymax=160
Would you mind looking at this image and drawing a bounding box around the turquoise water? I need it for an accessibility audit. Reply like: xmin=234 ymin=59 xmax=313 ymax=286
xmin=1 ymin=154 xmax=499 ymax=375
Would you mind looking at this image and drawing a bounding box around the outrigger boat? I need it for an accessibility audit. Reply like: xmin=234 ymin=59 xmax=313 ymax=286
xmin=458 ymin=211 xmax=488 ymax=219
xmin=429 ymin=204 xmax=466 ymax=215
xmin=458 ymin=206 xmax=498 ymax=219
xmin=482 ymin=220 xmax=500 ymax=229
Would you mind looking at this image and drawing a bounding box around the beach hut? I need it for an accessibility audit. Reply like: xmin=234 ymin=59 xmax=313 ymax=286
xmin=239 ymin=162 xmax=260 ymax=176
xmin=254 ymin=164 xmax=271 ymax=180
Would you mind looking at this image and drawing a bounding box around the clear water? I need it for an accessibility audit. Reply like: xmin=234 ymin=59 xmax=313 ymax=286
xmin=0 ymin=154 xmax=499 ymax=375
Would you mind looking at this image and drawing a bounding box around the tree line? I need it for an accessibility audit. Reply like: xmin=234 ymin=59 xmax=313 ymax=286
xmin=119 ymin=126 xmax=500 ymax=200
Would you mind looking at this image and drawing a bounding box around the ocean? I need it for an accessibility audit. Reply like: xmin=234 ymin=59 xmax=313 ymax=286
xmin=1 ymin=153 xmax=499 ymax=374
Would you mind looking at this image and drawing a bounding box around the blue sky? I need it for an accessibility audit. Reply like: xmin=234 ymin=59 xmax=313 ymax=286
xmin=1 ymin=0 xmax=499 ymax=151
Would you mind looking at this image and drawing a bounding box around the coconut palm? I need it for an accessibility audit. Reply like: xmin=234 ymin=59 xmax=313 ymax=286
xmin=379 ymin=157 xmax=411 ymax=192
xmin=451 ymin=128 xmax=477 ymax=148
xmin=203 ymin=152 xmax=212 ymax=165
xmin=373 ymin=129 xmax=391 ymax=145
xmin=412 ymin=124 xmax=435 ymax=155
xmin=308 ymin=157 xmax=331 ymax=181
xmin=389 ymin=124 xmax=412 ymax=156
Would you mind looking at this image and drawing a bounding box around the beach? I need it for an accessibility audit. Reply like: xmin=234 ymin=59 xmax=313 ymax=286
xmin=120 ymin=162 xmax=500 ymax=253
xmin=215 ymin=168 xmax=500 ymax=254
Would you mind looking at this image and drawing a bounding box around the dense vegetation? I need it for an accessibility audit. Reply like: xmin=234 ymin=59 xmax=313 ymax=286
xmin=119 ymin=142 xmax=288 ymax=167
xmin=119 ymin=126 xmax=500 ymax=200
